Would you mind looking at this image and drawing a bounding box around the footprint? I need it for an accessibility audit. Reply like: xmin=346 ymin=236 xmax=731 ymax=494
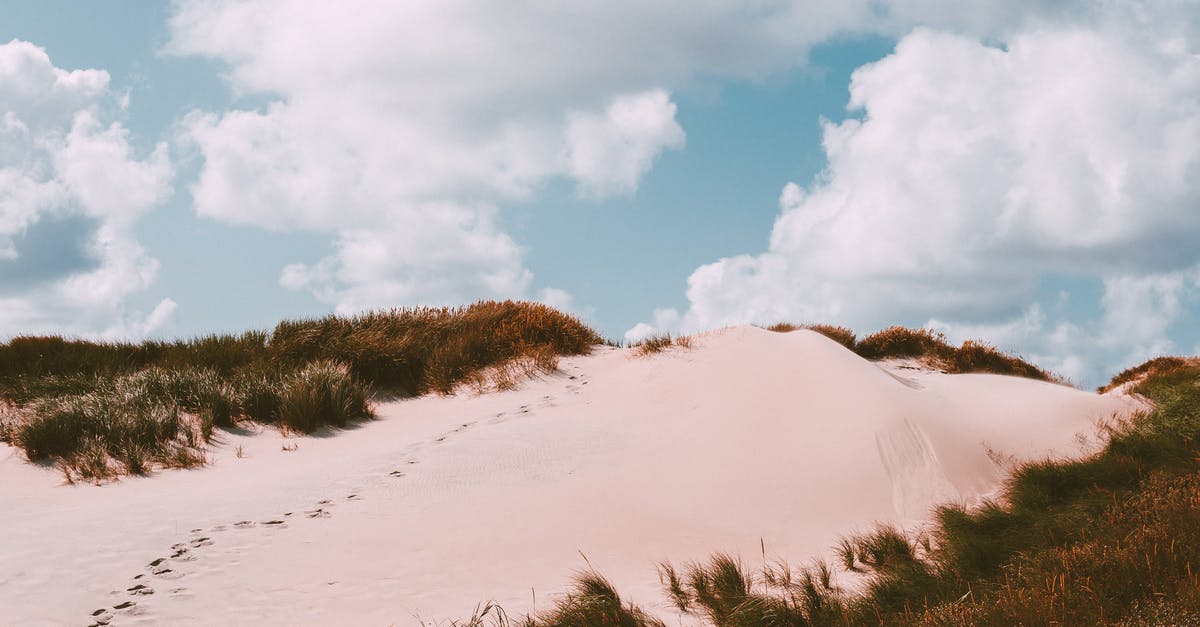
xmin=389 ymin=470 xmax=405 ymax=477
xmin=317 ymin=499 xmax=332 ymax=506
xmin=347 ymin=493 xmax=360 ymax=500
xmin=153 ymin=567 xmax=182 ymax=580
xmin=262 ymin=519 xmax=287 ymax=527
xmin=148 ymin=558 xmax=166 ymax=568
xmin=234 ymin=520 xmax=256 ymax=528
xmin=306 ymin=508 xmax=331 ymax=519
xmin=127 ymin=584 xmax=154 ymax=596
xmin=434 ymin=436 xmax=446 ymax=443
xmin=190 ymin=537 xmax=214 ymax=548
xmin=113 ymin=601 xmax=136 ymax=610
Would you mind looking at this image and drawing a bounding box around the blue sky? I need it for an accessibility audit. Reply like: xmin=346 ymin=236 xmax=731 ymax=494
xmin=2 ymin=2 xmax=1199 ymax=387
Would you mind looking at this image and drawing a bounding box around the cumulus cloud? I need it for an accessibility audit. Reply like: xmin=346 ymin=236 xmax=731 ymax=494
xmin=0 ymin=40 xmax=174 ymax=338
xmin=636 ymin=17 xmax=1200 ymax=386
xmin=170 ymin=0 xmax=967 ymax=312
xmin=277 ymin=205 xmax=531 ymax=314
xmin=566 ymin=90 xmax=685 ymax=198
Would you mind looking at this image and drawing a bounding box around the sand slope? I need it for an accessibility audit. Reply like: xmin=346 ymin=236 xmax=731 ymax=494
xmin=0 ymin=327 xmax=1141 ymax=625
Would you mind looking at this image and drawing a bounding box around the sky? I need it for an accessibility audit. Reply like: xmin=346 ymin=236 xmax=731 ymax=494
xmin=1 ymin=1 xmax=1199 ymax=388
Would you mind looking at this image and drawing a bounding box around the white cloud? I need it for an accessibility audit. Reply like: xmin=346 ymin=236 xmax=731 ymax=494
xmin=566 ymin=90 xmax=685 ymax=198
xmin=164 ymin=0 xmax=1200 ymax=375
xmin=0 ymin=40 xmax=174 ymax=339
xmin=624 ymin=308 xmax=682 ymax=344
xmin=276 ymin=206 xmax=531 ymax=314
xmin=535 ymin=287 xmax=574 ymax=313
xmin=168 ymin=0 xmax=944 ymax=312
xmin=636 ymin=18 xmax=1200 ymax=386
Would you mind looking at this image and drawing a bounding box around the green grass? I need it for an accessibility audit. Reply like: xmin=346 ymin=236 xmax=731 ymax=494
xmin=276 ymin=361 xmax=372 ymax=433
xmin=449 ymin=358 xmax=1200 ymax=625
xmin=0 ymin=300 xmax=601 ymax=481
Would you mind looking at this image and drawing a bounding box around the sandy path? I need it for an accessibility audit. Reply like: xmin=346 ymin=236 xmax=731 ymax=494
xmin=0 ymin=327 xmax=1141 ymax=626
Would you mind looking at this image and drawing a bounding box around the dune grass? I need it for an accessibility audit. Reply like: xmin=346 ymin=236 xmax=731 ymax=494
xmin=434 ymin=571 xmax=664 ymax=627
xmin=1098 ymin=355 xmax=1200 ymax=393
xmin=451 ymin=358 xmax=1200 ymax=625
xmin=0 ymin=301 xmax=600 ymax=480
xmin=767 ymin=323 xmax=1052 ymax=382
xmin=630 ymin=334 xmax=693 ymax=356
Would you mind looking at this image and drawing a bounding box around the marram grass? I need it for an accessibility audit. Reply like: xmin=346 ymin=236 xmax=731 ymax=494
xmin=0 ymin=300 xmax=600 ymax=481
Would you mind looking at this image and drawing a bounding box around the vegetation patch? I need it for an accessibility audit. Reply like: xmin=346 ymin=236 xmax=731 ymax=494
xmin=630 ymin=334 xmax=693 ymax=356
xmin=0 ymin=300 xmax=600 ymax=481
xmin=1098 ymin=355 xmax=1200 ymax=393
xmin=768 ymin=323 xmax=1052 ymax=382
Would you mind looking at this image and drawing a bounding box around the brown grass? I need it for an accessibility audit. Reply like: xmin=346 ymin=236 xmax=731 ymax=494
xmin=631 ymin=334 xmax=693 ymax=356
xmin=803 ymin=325 xmax=857 ymax=351
xmin=766 ymin=323 xmax=1052 ymax=382
xmin=765 ymin=323 xmax=858 ymax=352
xmin=1098 ymin=355 xmax=1200 ymax=393
xmin=463 ymin=346 xmax=560 ymax=394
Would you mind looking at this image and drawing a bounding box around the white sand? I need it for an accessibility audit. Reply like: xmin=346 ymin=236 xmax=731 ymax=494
xmin=0 ymin=327 xmax=1142 ymax=626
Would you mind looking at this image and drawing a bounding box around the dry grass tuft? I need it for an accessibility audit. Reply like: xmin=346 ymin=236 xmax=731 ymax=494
xmin=276 ymin=360 xmax=373 ymax=433
xmin=765 ymin=323 xmax=857 ymax=351
xmin=766 ymin=323 xmax=1051 ymax=381
xmin=630 ymin=334 xmax=694 ymax=356
xmin=463 ymin=346 xmax=560 ymax=394
xmin=855 ymin=326 xmax=1053 ymax=381
xmin=1098 ymin=355 xmax=1200 ymax=393
xmin=802 ymin=325 xmax=857 ymax=351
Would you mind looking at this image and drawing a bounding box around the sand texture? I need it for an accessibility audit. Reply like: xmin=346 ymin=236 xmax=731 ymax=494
xmin=0 ymin=327 xmax=1142 ymax=625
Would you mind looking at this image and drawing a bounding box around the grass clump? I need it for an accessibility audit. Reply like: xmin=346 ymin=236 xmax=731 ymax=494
xmin=855 ymin=327 xmax=1052 ymax=380
xmin=276 ymin=361 xmax=373 ymax=433
xmin=764 ymin=322 xmax=1051 ymax=381
xmin=1098 ymin=355 xmax=1199 ymax=393
xmin=11 ymin=389 xmax=200 ymax=482
xmin=269 ymin=301 xmax=599 ymax=395
xmin=660 ymin=554 xmax=844 ymax=626
xmin=764 ymin=323 xmax=857 ymax=351
xmin=533 ymin=571 xmax=665 ymax=627
xmin=853 ymin=326 xmax=948 ymax=361
xmin=0 ymin=300 xmax=602 ymax=480
xmin=630 ymin=334 xmax=693 ymax=356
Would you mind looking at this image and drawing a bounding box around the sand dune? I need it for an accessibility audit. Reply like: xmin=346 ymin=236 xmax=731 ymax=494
xmin=0 ymin=326 xmax=1141 ymax=626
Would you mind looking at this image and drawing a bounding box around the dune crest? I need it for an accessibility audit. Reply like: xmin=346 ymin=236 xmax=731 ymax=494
xmin=0 ymin=326 xmax=1141 ymax=625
